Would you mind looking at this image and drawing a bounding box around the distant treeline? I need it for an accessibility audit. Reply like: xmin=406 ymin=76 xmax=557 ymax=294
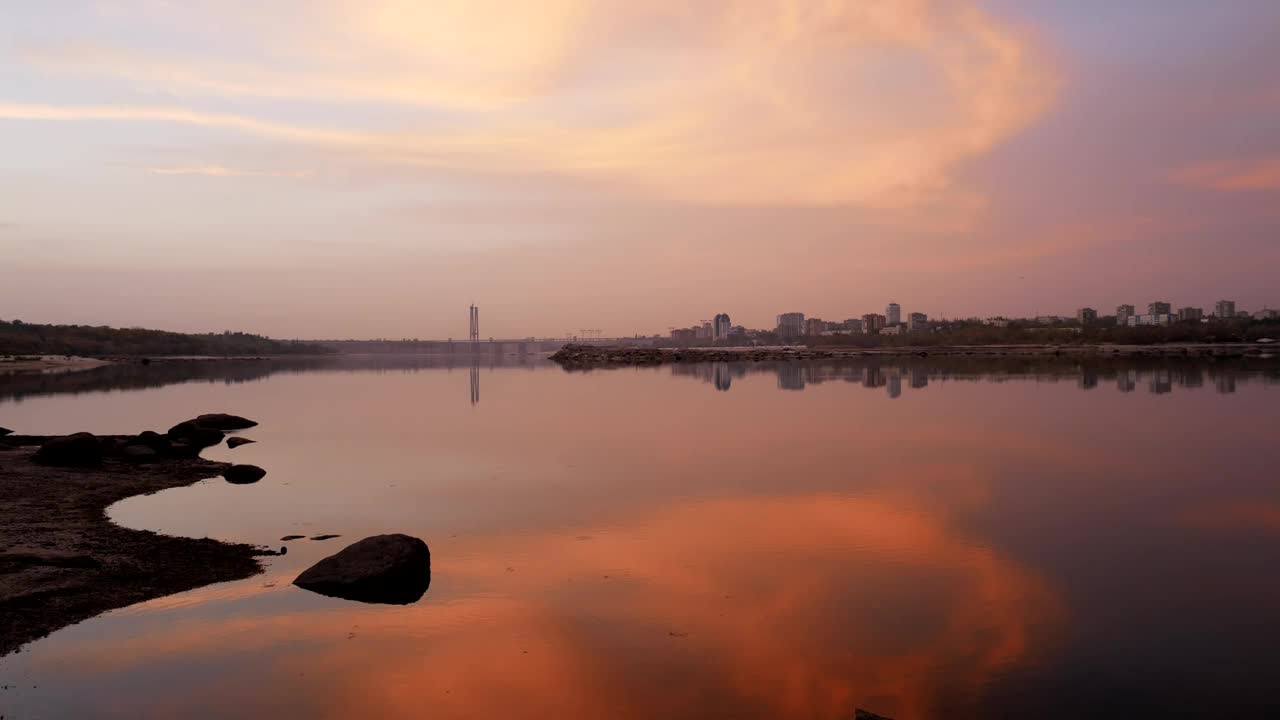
xmin=0 ymin=319 xmax=332 ymax=357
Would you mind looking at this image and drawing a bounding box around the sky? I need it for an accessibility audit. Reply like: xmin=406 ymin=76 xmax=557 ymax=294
xmin=1 ymin=0 xmax=1277 ymax=339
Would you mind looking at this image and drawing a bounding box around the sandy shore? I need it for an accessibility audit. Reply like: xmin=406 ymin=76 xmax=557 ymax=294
xmin=0 ymin=436 xmax=264 ymax=657
xmin=0 ymin=356 xmax=115 ymax=373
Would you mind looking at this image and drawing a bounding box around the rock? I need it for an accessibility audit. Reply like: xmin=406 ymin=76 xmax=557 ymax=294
xmin=293 ymin=534 xmax=431 ymax=604
xmin=280 ymin=535 xmax=305 ymax=541
xmin=0 ymin=427 xmax=13 ymax=437
xmin=120 ymin=445 xmax=159 ymax=463
xmin=310 ymin=534 xmax=341 ymax=541
xmin=854 ymin=710 xmax=894 ymax=720
xmin=33 ymin=433 xmax=103 ymax=467
xmin=165 ymin=421 xmax=225 ymax=448
xmin=226 ymin=437 xmax=256 ymax=449
xmin=193 ymin=413 xmax=258 ymax=431
xmin=0 ymin=550 xmax=100 ymax=569
xmin=223 ymin=464 xmax=267 ymax=484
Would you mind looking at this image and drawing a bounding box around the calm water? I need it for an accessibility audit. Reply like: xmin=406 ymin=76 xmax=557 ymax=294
xmin=2 ymin=355 xmax=1280 ymax=719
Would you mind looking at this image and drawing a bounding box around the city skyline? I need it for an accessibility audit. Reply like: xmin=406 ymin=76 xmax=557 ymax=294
xmin=3 ymin=2 xmax=1280 ymax=339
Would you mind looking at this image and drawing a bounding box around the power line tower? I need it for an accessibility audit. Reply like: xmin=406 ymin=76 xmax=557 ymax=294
xmin=469 ymin=305 xmax=479 ymax=352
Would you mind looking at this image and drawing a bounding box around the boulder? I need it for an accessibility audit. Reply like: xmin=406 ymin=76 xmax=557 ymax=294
xmin=34 ymin=433 xmax=103 ymax=467
xmin=166 ymin=422 xmax=224 ymax=452
xmin=226 ymin=437 xmax=256 ymax=449
xmin=193 ymin=413 xmax=258 ymax=431
xmin=293 ymin=534 xmax=431 ymax=604
xmin=223 ymin=464 xmax=267 ymax=484
xmin=121 ymin=444 xmax=160 ymax=463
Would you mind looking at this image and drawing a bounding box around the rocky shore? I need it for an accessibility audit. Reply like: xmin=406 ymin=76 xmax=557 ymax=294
xmin=0 ymin=416 xmax=267 ymax=656
xmin=550 ymin=342 xmax=1273 ymax=369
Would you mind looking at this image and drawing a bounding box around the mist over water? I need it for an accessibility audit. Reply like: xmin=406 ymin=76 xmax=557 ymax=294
xmin=2 ymin=356 xmax=1279 ymax=719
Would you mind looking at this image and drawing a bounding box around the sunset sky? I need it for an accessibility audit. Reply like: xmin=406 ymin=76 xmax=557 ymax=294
xmin=2 ymin=0 xmax=1277 ymax=339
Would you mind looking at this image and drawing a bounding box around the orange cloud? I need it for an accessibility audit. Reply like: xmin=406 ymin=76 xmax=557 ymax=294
xmin=9 ymin=0 xmax=1057 ymax=208
xmin=1171 ymin=157 xmax=1280 ymax=192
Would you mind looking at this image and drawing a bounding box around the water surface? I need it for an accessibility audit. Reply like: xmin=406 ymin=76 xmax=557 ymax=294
xmin=2 ymin=355 xmax=1279 ymax=719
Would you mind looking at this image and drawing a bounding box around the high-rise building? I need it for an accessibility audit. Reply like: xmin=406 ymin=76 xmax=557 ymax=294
xmin=804 ymin=318 xmax=826 ymax=336
xmin=776 ymin=312 xmax=805 ymax=336
xmin=1178 ymin=307 xmax=1203 ymax=322
xmin=886 ymin=303 xmax=901 ymax=326
xmin=1148 ymin=301 xmax=1171 ymax=316
xmin=843 ymin=318 xmax=865 ymax=334
xmin=1077 ymin=307 xmax=1098 ymax=325
xmin=1116 ymin=304 xmax=1135 ymax=324
xmin=1214 ymin=300 xmax=1236 ymax=319
xmin=712 ymin=313 xmax=731 ymax=341
xmin=908 ymin=312 xmax=928 ymax=331
xmin=862 ymin=313 xmax=887 ymax=334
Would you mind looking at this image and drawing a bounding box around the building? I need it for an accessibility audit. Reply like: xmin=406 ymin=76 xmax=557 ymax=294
xmin=886 ymin=303 xmax=901 ymax=326
xmin=862 ymin=313 xmax=887 ymax=334
xmin=843 ymin=318 xmax=865 ymax=334
xmin=1116 ymin=304 xmax=1136 ymax=325
xmin=776 ymin=312 xmax=805 ymax=336
xmin=804 ymin=317 xmax=826 ymax=336
xmin=694 ymin=322 xmax=712 ymax=340
xmin=1077 ymin=307 xmax=1098 ymax=325
xmin=1129 ymin=314 xmax=1175 ymax=327
xmin=712 ymin=313 xmax=731 ymax=341
xmin=908 ymin=312 xmax=928 ymax=331
xmin=1254 ymin=308 xmax=1279 ymax=320
xmin=1214 ymin=300 xmax=1236 ymax=319
xmin=881 ymin=325 xmax=903 ymax=336
xmin=670 ymin=328 xmax=696 ymax=344
xmin=1148 ymin=302 xmax=1172 ymax=316
xmin=1178 ymin=307 xmax=1203 ymax=322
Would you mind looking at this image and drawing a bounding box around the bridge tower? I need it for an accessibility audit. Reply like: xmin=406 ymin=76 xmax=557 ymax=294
xmin=469 ymin=304 xmax=479 ymax=352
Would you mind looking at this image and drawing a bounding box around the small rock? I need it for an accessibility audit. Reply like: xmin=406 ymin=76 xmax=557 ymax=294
xmin=281 ymin=535 xmax=305 ymax=541
xmin=293 ymin=534 xmax=431 ymax=604
xmin=310 ymin=534 xmax=341 ymax=541
xmin=34 ymin=433 xmax=102 ymax=467
xmin=193 ymin=413 xmax=258 ymax=431
xmin=166 ymin=422 xmax=225 ymax=450
xmin=226 ymin=437 xmax=256 ymax=449
xmin=223 ymin=464 xmax=267 ymax=484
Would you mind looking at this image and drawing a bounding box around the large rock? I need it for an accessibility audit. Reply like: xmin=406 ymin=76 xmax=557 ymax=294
xmin=223 ymin=464 xmax=267 ymax=484
xmin=0 ymin=427 xmax=13 ymax=437
xmin=34 ymin=432 xmax=103 ymax=467
xmin=192 ymin=413 xmax=257 ymax=431
xmin=293 ymin=534 xmax=431 ymax=604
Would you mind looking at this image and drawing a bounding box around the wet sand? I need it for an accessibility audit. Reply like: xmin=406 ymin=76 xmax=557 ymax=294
xmin=0 ymin=438 xmax=264 ymax=657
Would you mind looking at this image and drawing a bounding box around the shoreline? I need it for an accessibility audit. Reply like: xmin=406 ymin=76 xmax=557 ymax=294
xmin=551 ymin=342 xmax=1276 ymax=368
xmin=0 ymin=434 xmax=265 ymax=657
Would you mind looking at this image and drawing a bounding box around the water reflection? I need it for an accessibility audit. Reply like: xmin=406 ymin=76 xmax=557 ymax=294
xmin=667 ymin=357 xmax=1279 ymax=397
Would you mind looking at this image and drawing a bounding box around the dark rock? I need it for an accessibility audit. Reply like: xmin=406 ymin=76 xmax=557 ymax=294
xmin=192 ymin=414 xmax=258 ymax=431
xmin=0 ymin=427 xmax=12 ymax=437
xmin=33 ymin=433 xmax=103 ymax=467
xmin=280 ymin=535 xmax=305 ymax=541
xmin=293 ymin=534 xmax=431 ymax=604
xmin=310 ymin=534 xmax=341 ymax=541
xmin=166 ymin=421 xmax=225 ymax=449
xmin=854 ymin=711 xmax=894 ymax=720
xmin=120 ymin=445 xmax=159 ymax=463
xmin=226 ymin=437 xmax=256 ymax=449
xmin=223 ymin=464 xmax=267 ymax=484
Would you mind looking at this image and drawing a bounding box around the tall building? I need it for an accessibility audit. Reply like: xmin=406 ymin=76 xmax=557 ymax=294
xmin=1148 ymin=301 xmax=1171 ymax=316
xmin=1178 ymin=307 xmax=1203 ymax=322
xmin=1077 ymin=307 xmax=1098 ymax=325
xmin=776 ymin=312 xmax=805 ymax=336
xmin=843 ymin=318 xmax=865 ymax=334
xmin=712 ymin=313 xmax=731 ymax=341
xmin=886 ymin=303 xmax=901 ymax=326
xmin=804 ymin=318 xmax=826 ymax=336
xmin=1116 ymin=304 xmax=1135 ymax=325
xmin=1214 ymin=300 xmax=1236 ymax=319
xmin=862 ymin=313 xmax=887 ymax=334
xmin=908 ymin=312 xmax=928 ymax=331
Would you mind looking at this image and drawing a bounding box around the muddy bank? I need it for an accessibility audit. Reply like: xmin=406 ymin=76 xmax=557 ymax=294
xmin=550 ymin=342 xmax=1273 ymax=369
xmin=0 ymin=355 xmax=114 ymax=373
xmin=0 ymin=434 xmax=265 ymax=657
